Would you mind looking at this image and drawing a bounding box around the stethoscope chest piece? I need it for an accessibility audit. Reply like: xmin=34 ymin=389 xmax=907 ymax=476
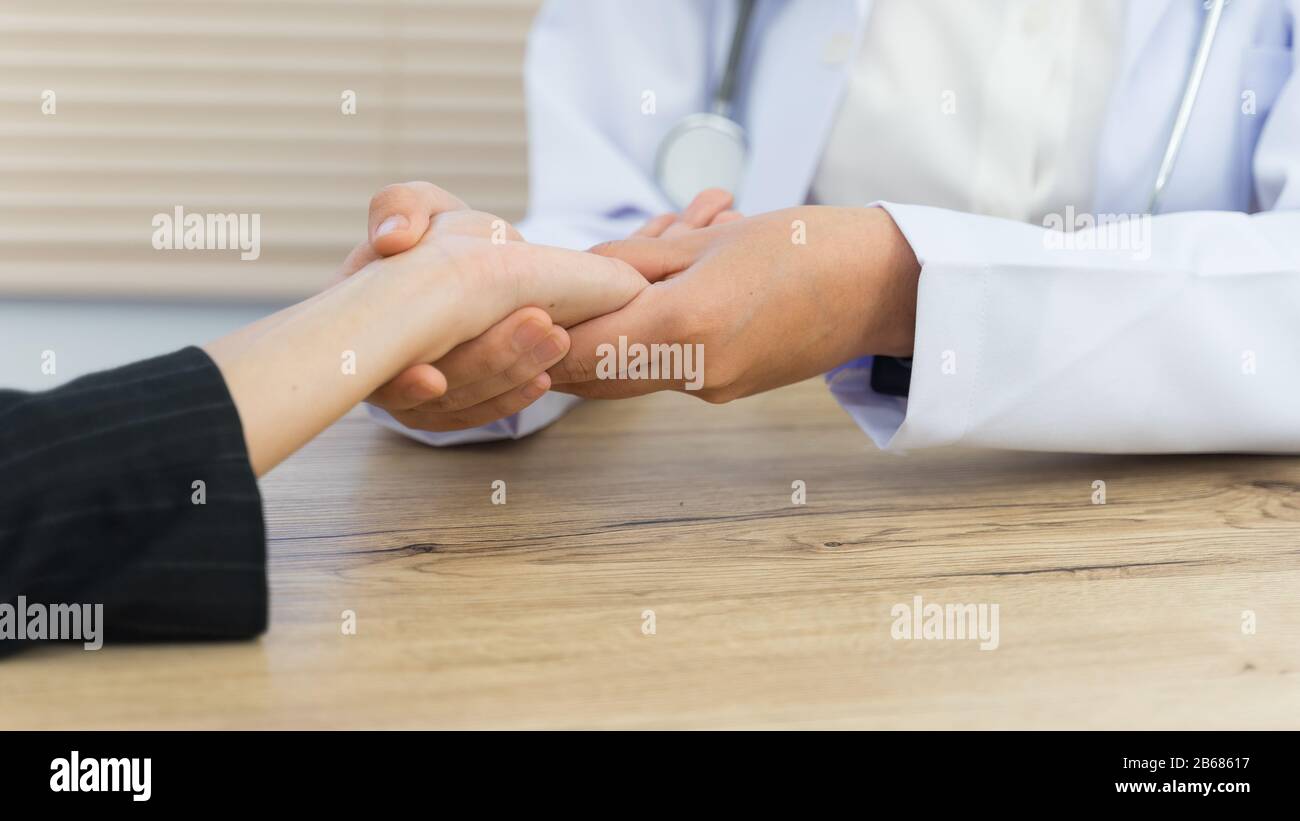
xmin=654 ymin=0 xmax=757 ymax=210
xmin=655 ymin=113 xmax=749 ymax=210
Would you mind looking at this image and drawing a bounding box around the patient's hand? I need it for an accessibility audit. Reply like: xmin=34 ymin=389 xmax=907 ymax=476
xmin=370 ymin=204 xmax=647 ymax=368
xmin=209 ymin=182 xmax=644 ymax=475
xmin=345 ymin=183 xmax=738 ymax=432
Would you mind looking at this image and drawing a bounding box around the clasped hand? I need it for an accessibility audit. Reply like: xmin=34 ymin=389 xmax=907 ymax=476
xmin=347 ymin=182 xmax=919 ymax=432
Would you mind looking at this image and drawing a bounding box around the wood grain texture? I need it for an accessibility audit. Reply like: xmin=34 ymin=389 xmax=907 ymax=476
xmin=3 ymin=379 xmax=1299 ymax=729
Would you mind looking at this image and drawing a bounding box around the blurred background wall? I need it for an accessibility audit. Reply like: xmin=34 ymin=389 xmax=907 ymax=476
xmin=0 ymin=0 xmax=542 ymax=388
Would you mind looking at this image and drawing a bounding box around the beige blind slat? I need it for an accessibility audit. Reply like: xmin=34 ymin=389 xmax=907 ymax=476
xmin=0 ymin=0 xmax=542 ymax=300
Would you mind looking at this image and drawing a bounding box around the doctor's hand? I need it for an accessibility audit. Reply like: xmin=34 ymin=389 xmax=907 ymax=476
xmin=547 ymin=206 xmax=921 ymax=403
xmin=348 ymin=185 xmax=740 ymax=431
xmin=629 ymin=187 xmax=742 ymax=239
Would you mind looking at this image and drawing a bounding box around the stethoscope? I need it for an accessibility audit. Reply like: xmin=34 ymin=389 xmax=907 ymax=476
xmin=654 ymin=0 xmax=1229 ymax=215
xmin=654 ymin=0 xmax=756 ymax=210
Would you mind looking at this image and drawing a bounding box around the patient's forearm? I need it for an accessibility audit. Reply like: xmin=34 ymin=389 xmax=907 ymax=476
xmin=204 ymin=264 xmax=461 ymax=476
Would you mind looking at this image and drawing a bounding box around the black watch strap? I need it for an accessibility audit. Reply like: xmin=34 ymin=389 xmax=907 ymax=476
xmin=870 ymin=356 xmax=913 ymax=398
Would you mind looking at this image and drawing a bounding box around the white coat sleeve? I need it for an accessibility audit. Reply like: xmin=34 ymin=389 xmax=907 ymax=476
xmin=829 ymin=43 xmax=1300 ymax=454
xmin=371 ymin=0 xmax=712 ymax=446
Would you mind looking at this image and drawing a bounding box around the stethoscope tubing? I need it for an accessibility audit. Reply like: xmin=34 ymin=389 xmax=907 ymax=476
xmin=713 ymin=0 xmax=758 ymax=117
xmin=1149 ymin=0 xmax=1230 ymax=213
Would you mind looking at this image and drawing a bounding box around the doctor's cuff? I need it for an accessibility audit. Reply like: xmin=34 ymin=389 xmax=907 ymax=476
xmin=366 ymin=391 xmax=584 ymax=447
xmin=868 ymin=200 xmax=1017 ymax=268
xmin=823 ymin=202 xmax=992 ymax=451
xmin=825 ymin=357 xmax=909 ymax=450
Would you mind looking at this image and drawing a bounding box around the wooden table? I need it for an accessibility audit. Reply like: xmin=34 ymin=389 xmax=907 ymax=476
xmin=4 ymin=380 xmax=1299 ymax=729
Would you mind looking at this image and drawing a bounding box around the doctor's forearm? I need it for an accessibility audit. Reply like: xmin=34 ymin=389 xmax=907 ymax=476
xmin=856 ymin=207 xmax=922 ymax=359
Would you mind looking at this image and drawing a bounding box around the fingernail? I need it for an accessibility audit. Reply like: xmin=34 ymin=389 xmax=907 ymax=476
xmin=375 ymin=215 xmax=409 ymax=238
xmin=512 ymin=320 xmax=549 ymax=353
xmin=531 ymin=332 xmax=565 ymax=364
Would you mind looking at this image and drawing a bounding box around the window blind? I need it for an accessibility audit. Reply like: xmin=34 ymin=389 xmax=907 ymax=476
xmin=0 ymin=0 xmax=541 ymax=300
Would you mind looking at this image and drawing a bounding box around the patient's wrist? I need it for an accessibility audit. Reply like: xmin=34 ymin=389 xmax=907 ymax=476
xmin=352 ymin=256 xmax=467 ymax=367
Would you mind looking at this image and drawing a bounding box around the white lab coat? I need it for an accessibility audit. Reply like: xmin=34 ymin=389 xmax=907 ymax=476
xmin=372 ymin=0 xmax=1300 ymax=453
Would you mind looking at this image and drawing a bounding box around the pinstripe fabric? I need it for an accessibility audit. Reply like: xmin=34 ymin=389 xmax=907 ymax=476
xmin=0 ymin=346 xmax=266 ymax=656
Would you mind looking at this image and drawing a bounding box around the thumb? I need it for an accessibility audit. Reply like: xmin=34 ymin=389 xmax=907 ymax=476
xmin=368 ymin=181 xmax=470 ymax=257
xmin=546 ymin=286 xmax=680 ymax=393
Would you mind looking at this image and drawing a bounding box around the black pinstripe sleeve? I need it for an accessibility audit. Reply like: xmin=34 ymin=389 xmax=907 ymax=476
xmin=0 ymin=346 xmax=266 ymax=657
